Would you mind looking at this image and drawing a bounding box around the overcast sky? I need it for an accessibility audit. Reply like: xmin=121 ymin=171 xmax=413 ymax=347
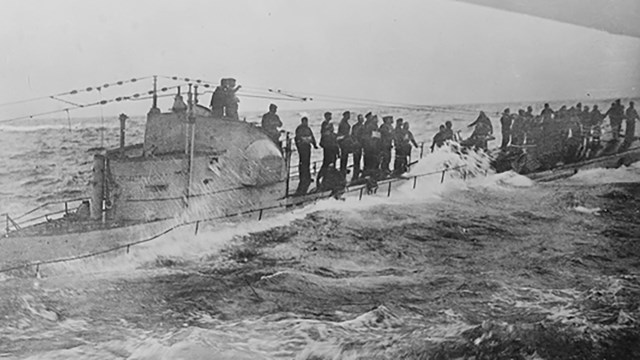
xmin=1 ymin=0 xmax=639 ymax=119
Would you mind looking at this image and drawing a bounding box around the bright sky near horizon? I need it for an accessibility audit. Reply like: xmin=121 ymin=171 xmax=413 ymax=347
xmin=1 ymin=0 xmax=639 ymax=119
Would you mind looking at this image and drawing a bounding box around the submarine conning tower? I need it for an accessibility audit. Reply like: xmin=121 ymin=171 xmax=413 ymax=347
xmin=91 ymin=78 xmax=286 ymax=223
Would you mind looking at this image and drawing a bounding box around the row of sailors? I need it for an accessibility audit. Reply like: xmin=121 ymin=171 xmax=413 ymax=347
xmin=291 ymin=110 xmax=419 ymax=195
xmin=500 ymin=99 xmax=639 ymax=150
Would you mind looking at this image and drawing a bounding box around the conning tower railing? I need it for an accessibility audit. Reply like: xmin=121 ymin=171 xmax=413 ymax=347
xmin=2 ymin=197 xmax=89 ymax=235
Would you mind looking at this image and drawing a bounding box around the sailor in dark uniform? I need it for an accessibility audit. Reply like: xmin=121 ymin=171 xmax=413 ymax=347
xmin=393 ymin=118 xmax=405 ymax=148
xmin=580 ymin=105 xmax=591 ymax=126
xmin=337 ymin=111 xmax=352 ymax=175
xmin=210 ymin=78 xmax=241 ymax=120
xmin=394 ymin=122 xmax=418 ymax=175
xmin=604 ymin=99 xmax=625 ymax=140
xmin=525 ymin=106 xmax=534 ymax=119
xmin=362 ymin=114 xmax=381 ymax=174
xmin=540 ymin=103 xmax=554 ymax=121
xmin=210 ymin=85 xmax=225 ymax=117
xmin=317 ymin=123 xmax=339 ymax=187
xmin=294 ymin=116 xmax=318 ymax=195
xmin=224 ymin=80 xmax=241 ymax=121
xmin=431 ymin=125 xmax=446 ymax=152
xmin=623 ymin=101 xmax=639 ymax=148
xmin=379 ymin=116 xmax=394 ymax=174
xmin=510 ymin=110 xmax=525 ymax=146
xmin=320 ymin=112 xmax=332 ymax=136
xmin=500 ymin=108 xmax=512 ymax=149
xmin=467 ymin=111 xmax=493 ymax=149
xmin=568 ymin=102 xmax=582 ymax=118
xmin=351 ymin=114 xmax=366 ymax=181
xmin=442 ymin=120 xmax=455 ymax=142
xmin=261 ymin=104 xmax=283 ymax=145
xmin=392 ymin=118 xmax=405 ymax=173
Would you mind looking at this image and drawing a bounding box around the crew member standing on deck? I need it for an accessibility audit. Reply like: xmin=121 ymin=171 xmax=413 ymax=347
xmin=317 ymin=123 xmax=339 ymax=187
xmin=209 ymin=81 xmax=226 ymax=117
xmin=294 ymin=116 xmax=318 ymax=195
xmin=379 ymin=116 xmax=394 ymax=175
xmin=467 ymin=111 xmax=493 ymax=150
xmin=393 ymin=118 xmax=404 ymax=147
xmin=585 ymin=105 xmax=604 ymax=156
xmin=337 ymin=111 xmax=352 ymax=175
xmin=261 ymin=104 xmax=283 ymax=146
xmin=500 ymin=108 xmax=512 ymax=149
xmin=511 ymin=110 xmax=525 ymax=146
xmin=363 ymin=114 xmax=381 ymax=175
xmin=605 ymin=99 xmax=625 ymax=140
xmin=590 ymin=105 xmax=604 ymax=131
xmin=443 ymin=120 xmax=456 ymax=142
xmin=224 ymin=79 xmax=241 ymax=121
xmin=431 ymin=124 xmax=446 ymax=152
xmin=624 ymin=101 xmax=639 ymax=148
xmin=320 ymin=112 xmax=332 ymax=136
xmin=540 ymin=103 xmax=554 ymax=121
xmin=525 ymin=106 xmax=534 ymax=120
xmin=351 ymin=114 xmax=366 ymax=181
xmin=393 ymin=118 xmax=405 ymax=173
xmin=394 ymin=122 xmax=418 ymax=175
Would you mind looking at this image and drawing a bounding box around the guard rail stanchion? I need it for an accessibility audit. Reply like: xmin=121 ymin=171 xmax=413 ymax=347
xmin=413 ymin=176 xmax=417 ymax=189
xmin=258 ymin=209 xmax=263 ymax=221
xmin=284 ymin=133 xmax=292 ymax=198
xmin=387 ymin=182 xmax=392 ymax=197
xmin=420 ymin=143 xmax=424 ymax=159
xmin=194 ymin=221 xmax=200 ymax=235
xmin=441 ymin=169 xmax=446 ymax=183
xmin=359 ymin=187 xmax=364 ymax=200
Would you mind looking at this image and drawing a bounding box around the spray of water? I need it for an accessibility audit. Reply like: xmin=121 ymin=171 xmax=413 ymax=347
xmin=565 ymin=160 xmax=640 ymax=185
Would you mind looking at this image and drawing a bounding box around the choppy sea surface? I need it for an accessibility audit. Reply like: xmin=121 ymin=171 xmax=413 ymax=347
xmin=1 ymin=99 xmax=640 ymax=359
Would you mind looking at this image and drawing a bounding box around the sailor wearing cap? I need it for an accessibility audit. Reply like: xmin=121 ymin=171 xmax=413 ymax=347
xmin=337 ymin=111 xmax=352 ymax=174
xmin=261 ymin=104 xmax=283 ymax=145
xmin=379 ymin=116 xmax=394 ymax=174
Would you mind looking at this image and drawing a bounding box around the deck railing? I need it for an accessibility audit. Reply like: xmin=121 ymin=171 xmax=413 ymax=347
xmin=0 ymin=159 xmax=477 ymax=276
xmin=3 ymin=197 xmax=90 ymax=235
xmin=4 ymin=118 xmax=630 ymax=275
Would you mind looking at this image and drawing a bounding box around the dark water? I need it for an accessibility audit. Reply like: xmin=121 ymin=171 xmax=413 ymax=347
xmin=1 ymin=101 xmax=640 ymax=359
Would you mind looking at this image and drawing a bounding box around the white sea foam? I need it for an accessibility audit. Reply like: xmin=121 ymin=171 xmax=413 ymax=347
xmin=43 ymin=209 xmax=312 ymax=277
xmin=482 ymin=170 xmax=535 ymax=188
xmin=572 ymin=206 xmax=601 ymax=215
xmin=566 ymin=161 xmax=640 ymax=185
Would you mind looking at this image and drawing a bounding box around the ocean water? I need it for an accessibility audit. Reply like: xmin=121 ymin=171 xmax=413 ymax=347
xmin=1 ymin=99 xmax=640 ymax=359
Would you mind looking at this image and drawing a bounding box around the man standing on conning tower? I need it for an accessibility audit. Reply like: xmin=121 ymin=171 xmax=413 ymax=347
xmin=209 ymin=78 xmax=241 ymax=120
xmin=261 ymin=103 xmax=283 ymax=145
